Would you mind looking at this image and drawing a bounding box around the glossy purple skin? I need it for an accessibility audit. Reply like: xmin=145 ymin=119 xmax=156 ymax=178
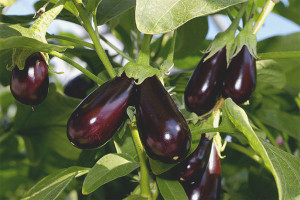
xmin=67 ymin=75 xmax=135 ymax=149
xmin=223 ymin=45 xmax=256 ymax=104
xmin=184 ymin=48 xmax=227 ymax=115
xmin=172 ymin=134 xmax=212 ymax=183
xmin=64 ymin=74 xmax=95 ymax=99
xmin=10 ymin=53 xmax=49 ymax=105
xmin=183 ymin=144 xmax=221 ymax=200
xmin=136 ymin=76 xmax=191 ymax=164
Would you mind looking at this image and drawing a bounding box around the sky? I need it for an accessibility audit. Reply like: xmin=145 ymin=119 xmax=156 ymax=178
xmin=4 ymin=0 xmax=300 ymax=84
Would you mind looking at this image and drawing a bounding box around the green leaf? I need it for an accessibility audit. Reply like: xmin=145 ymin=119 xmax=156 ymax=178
xmin=85 ymin=0 xmax=102 ymax=15
xmin=82 ymin=153 xmax=140 ymax=194
xmin=0 ymin=49 xmax=12 ymax=86
xmin=96 ymin=0 xmax=135 ymax=25
xmin=257 ymin=51 xmax=300 ymax=60
xmin=0 ymin=36 xmax=73 ymax=52
xmin=156 ymin=176 xmax=188 ymax=200
xmin=258 ymin=33 xmax=300 ymax=52
xmin=275 ymin=1 xmax=300 ymax=25
xmin=23 ymin=167 xmax=89 ymax=200
xmin=13 ymin=84 xmax=82 ymax=161
xmin=255 ymin=109 xmax=300 ymax=141
xmin=0 ymin=14 xmax=34 ymax=24
xmin=124 ymin=195 xmax=147 ymax=200
xmin=135 ymin=0 xmax=248 ymax=34
xmin=174 ymin=17 xmax=208 ymax=70
xmin=113 ymin=127 xmax=138 ymax=160
xmin=223 ymin=98 xmax=300 ymax=200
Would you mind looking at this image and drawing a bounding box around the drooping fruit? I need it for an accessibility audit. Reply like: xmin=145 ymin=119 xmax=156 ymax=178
xmin=10 ymin=53 xmax=49 ymax=105
xmin=171 ymin=134 xmax=212 ymax=183
xmin=136 ymin=76 xmax=191 ymax=164
xmin=67 ymin=74 xmax=135 ymax=149
xmin=184 ymin=48 xmax=227 ymax=115
xmin=182 ymin=143 xmax=221 ymax=200
xmin=64 ymin=74 xmax=95 ymax=99
xmin=223 ymin=45 xmax=256 ymax=104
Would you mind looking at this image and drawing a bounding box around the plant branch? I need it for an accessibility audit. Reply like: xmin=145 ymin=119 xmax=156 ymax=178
xmin=72 ymin=0 xmax=116 ymax=78
xmin=226 ymin=9 xmax=242 ymax=31
xmin=227 ymin=142 xmax=263 ymax=164
xmin=130 ymin=124 xmax=151 ymax=199
xmin=99 ymin=35 xmax=135 ymax=62
xmin=137 ymin=34 xmax=153 ymax=65
xmin=49 ymin=51 xmax=105 ymax=85
xmin=47 ymin=34 xmax=95 ymax=49
xmin=253 ymin=0 xmax=277 ymax=35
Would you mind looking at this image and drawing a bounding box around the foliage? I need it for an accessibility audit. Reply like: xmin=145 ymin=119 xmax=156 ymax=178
xmin=0 ymin=0 xmax=299 ymax=200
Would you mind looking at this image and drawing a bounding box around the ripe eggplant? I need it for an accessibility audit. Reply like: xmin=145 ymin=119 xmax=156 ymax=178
xmin=10 ymin=53 xmax=49 ymax=105
xmin=64 ymin=74 xmax=95 ymax=99
xmin=171 ymin=134 xmax=212 ymax=183
xmin=67 ymin=74 xmax=135 ymax=149
xmin=184 ymin=48 xmax=227 ymax=115
xmin=223 ymin=45 xmax=256 ymax=104
xmin=183 ymin=144 xmax=221 ymax=200
xmin=136 ymin=76 xmax=191 ymax=164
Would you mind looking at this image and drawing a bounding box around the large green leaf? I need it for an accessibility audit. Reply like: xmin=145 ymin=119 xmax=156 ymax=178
xmin=135 ymin=0 xmax=248 ymax=34
xmin=82 ymin=153 xmax=140 ymax=194
xmin=223 ymin=99 xmax=300 ymax=200
xmin=174 ymin=17 xmax=208 ymax=70
xmin=23 ymin=167 xmax=89 ymax=200
xmin=156 ymin=176 xmax=188 ymax=200
xmin=96 ymin=0 xmax=135 ymax=25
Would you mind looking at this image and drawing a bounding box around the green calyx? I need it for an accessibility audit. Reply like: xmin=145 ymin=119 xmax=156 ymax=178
xmin=229 ymin=18 xmax=257 ymax=60
xmin=118 ymin=62 xmax=161 ymax=85
xmin=12 ymin=0 xmax=66 ymax=70
xmin=204 ymin=2 xmax=248 ymax=64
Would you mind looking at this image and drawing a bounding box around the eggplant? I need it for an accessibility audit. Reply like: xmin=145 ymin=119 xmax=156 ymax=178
xmin=64 ymin=74 xmax=95 ymax=99
xmin=136 ymin=76 xmax=191 ymax=164
xmin=171 ymin=134 xmax=212 ymax=183
xmin=183 ymin=144 xmax=221 ymax=200
xmin=10 ymin=53 xmax=49 ymax=105
xmin=184 ymin=48 xmax=227 ymax=115
xmin=67 ymin=74 xmax=135 ymax=149
xmin=223 ymin=45 xmax=256 ymax=104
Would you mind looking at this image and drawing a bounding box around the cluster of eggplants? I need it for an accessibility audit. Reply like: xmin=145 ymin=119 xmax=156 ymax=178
xmin=64 ymin=74 xmax=95 ymax=99
xmin=185 ymin=45 xmax=256 ymax=115
xmin=10 ymin=53 xmax=49 ymax=106
xmin=171 ymin=134 xmax=221 ymax=200
xmin=67 ymin=74 xmax=191 ymax=164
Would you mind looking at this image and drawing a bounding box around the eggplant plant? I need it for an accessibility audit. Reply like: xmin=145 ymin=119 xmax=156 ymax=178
xmin=0 ymin=0 xmax=299 ymax=200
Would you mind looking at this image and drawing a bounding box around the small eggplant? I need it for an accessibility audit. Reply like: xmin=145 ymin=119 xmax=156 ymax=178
xmin=136 ymin=76 xmax=191 ymax=164
xmin=171 ymin=134 xmax=212 ymax=183
xmin=184 ymin=48 xmax=227 ymax=115
xmin=10 ymin=53 xmax=49 ymax=105
xmin=67 ymin=74 xmax=135 ymax=149
xmin=183 ymin=144 xmax=221 ymax=200
xmin=223 ymin=45 xmax=256 ymax=104
xmin=64 ymin=74 xmax=95 ymax=99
